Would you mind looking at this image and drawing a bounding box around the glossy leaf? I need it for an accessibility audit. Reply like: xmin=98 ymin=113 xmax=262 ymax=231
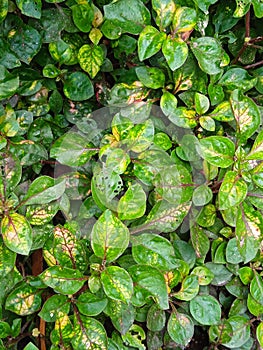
xmin=71 ymin=3 xmax=94 ymax=33
xmin=138 ymin=25 xmax=165 ymax=61
xmin=192 ymin=184 xmax=213 ymax=206
xmin=218 ymin=170 xmax=247 ymax=210
xmin=146 ymin=304 xmax=166 ymax=332
xmin=118 ymin=182 xmax=146 ymax=220
xmin=199 ymin=136 xmax=235 ymax=168
xmin=38 ymin=295 xmax=70 ymax=322
xmin=72 ymin=314 xmax=108 ymax=349
xmin=172 ymin=6 xmax=197 ymax=33
xmin=50 ymin=132 xmax=97 ymax=166
xmin=105 ymin=299 xmax=135 ymax=334
xmin=0 ymin=65 xmax=19 ymax=99
xmin=91 ymin=210 xmax=129 ymax=262
xmin=230 ymin=89 xmax=260 ymax=143
xmin=23 ymin=176 xmax=65 ymax=205
xmin=135 ymin=66 xmax=165 ymax=89
xmin=222 ymin=315 xmax=250 ymax=348
xmin=76 ymin=292 xmax=108 ymax=317
xmin=190 ymin=295 xmax=221 ymax=325
xmin=78 ymin=44 xmax=104 ymax=79
xmin=16 ymin=0 xmax=42 ymax=19
xmin=131 ymin=233 xmax=177 ymax=271
xmin=1 ymin=213 xmax=32 ymax=255
xmin=250 ymin=273 xmax=263 ymax=305
xmin=51 ymin=313 xmax=73 ymax=346
xmin=128 ymin=264 xmax=169 ymax=310
xmin=101 ymin=266 xmax=133 ymax=303
xmin=152 ymin=0 xmax=176 ymax=29
xmin=63 ymin=72 xmax=94 ymax=101
xmin=168 ymin=107 xmax=197 ymax=128
xmin=246 ymin=129 xmax=263 ymax=160
xmin=40 ymin=266 xmax=86 ymax=295
xmin=5 ymin=283 xmax=41 ymax=315
xmin=0 ymin=238 xmax=16 ymax=279
xmin=191 ymin=266 xmax=214 ymax=285
xmin=8 ymin=25 xmax=42 ymax=64
xmin=173 ymin=275 xmax=199 ymax=301
xmin=162 ymin=36 xmax=188 ymax=71
xmin=102 ymin=0 xmax=151 ymax=39
xmin=167 ymin=312 xmax=194 ymax=346
xmin=191 ymin=37 xmax=225 ymax=75
xmin=0 ymin=0 xmax=8 ymax=23
xmin=219 ymin=68 xmax=257 ymax=91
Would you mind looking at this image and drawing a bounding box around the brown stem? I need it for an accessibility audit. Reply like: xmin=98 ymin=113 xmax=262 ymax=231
xmin=244 ymin=59 xmax=263 ymax=69
xmin=232 ymin=10 xmax=251 ymax=64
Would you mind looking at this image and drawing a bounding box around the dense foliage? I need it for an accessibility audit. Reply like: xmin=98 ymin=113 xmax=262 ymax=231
xmin=1 ymin=0 xmax=263 ymax=349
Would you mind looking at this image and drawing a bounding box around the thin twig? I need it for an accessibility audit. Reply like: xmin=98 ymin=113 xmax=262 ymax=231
xmin=244 ymin=59 xmax=263 ymax=69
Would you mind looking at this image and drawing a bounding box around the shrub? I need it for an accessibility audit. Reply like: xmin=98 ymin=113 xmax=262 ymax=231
xmin=0 ymin=0 xmax=263 ymax=349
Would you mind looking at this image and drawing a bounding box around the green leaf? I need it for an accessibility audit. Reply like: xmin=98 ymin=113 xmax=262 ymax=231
xmin=191 ymin=37 xmax=225 ymax=75
xmin=234 ymin=0 xmax=251 ymax=17
xmin=126 ymin=119 xmax=154 ymax=152
xmin=209 ymin=101 xmax=234 ymax=122
xmin=0 ymin=153 xmax=22 ymax=193
xmin=5 ymin=283 xmax=41 ymax=315
xmin=63 ymin=72 xmax=94 ymax=101
xmin=247 ymin=293 xmax=263 ymax=316
xmin=154 ymin=164 xmax=193 ymax=205
xmin=105 ymin=299 xmax=135 ymax=334
xmin=219 ymin=68 xmax=257 ymax=91
xmin=26 ymin=202 xmax=59 ymax=226
xmin=199 ymin=116 xmax=215 ymax=131
xmin=23 ymin=343 xmax=38 ymax=350
xmin=257 ymin=322 xmax=263 ymax=348
xmin=146 ymin=304 xmax=166 ymax=331
xmin=195 ymin=92 xmax=210 ymax=115
xmin=0 ymin=0 xmax=8 ymax=23
xmin=222 ymin=315 xmax=250 ymax=348
xmin=50 ymin=132 xmax=97 ymax=166
xmin=238 ymin=266 xmax=254 ymax=285
xmin=252 ymin=0 xmax=263 ymax=17
xmin=0 ymin=238 xmax=16 ymax=279
xmin=138 ymin=25 xmax=165 ymax=61
xmin=40 ymin=266 xmax=86 ymax=295
xmin=193 ymin=0 xmax=218 ymax=14
xmin=0 ymin=321 xmax=11 ymax=338
xmin=218 ymin=171 xmax=247 ymax=210
xmin=226 ymin=238 xmax=243 ymax=264
xmin=135 ymin=66 xmax=165 ymax=89
xmin=191 ymin=266 xmax=214 ymax=285
xmin=246 ymin=129 xmax=263 ymax=160
xmin=230 ymin=89 xmax=260 ymax=143
xmin=1 ymin=213 xmax=32 ymax=255
xmin=128 ymin=264 xmax=169 ymax=310
xmin=71 ymin=3 xmax=94 ymax=33
xmin=49 ymin=39 xmax=73 ymax=65
xmin=72 ymin=315 xmax=108 ymax=350
xmin=52 ymin=225 xmax=89 ymax=272
xmin=131 ymin=233 xmax=177 ymax=271
xmin=162 ymin=36 xmax=188 ymax=71
xmin=192 ymin=184 xmax=213 ymax=206
xmin=250 ymin=273 xmax=263 ymax=305
xmin=152 ymin=0 xmax=176 ymax=29
xmin=168 ymin=107 xmax=197 ymax=128
xmin=190 ymin=223 xmax=210 ymax=258
xmin=190 ymin=295 xmax=221 ymax=325
xmin=101 ymin=266 xmax=133 ymax=303
xmin=136 ymin=200 xmax=191 ymax=233
xmin=76 ymin=292 xmax=108 ymax=317
xmin=38 ymin=295 xmax=70 ymax=322
xmin=8 ymin=25 xmax=42 ymax=64
xmin=23 ymin=176 xmax=65 ymax=205
xmin=235 ymin=203 xmax=262 ymax=263
xmin=91 ymin=209 xmax=129 ymax=262
xmin=0 ymin=65 xmax=19 ymax=99
xmin=160 ymin=91 xmax=177 ymax=116
xmin=102 ymin=0 xmax=151 ymax=39
xmin=51 ymin=313 xmax=73 ymax=346
xmin=199 ymin=136 xmax=235 ymax=168
xmin=118 ymin=182 xmax=146 ymax=220
xmin=167 ymin=312 xmax=194 ymax=346
xmin=172 ymin=6 xmax=197 ymax=33
xmin=173 ymin=275 xmax=199 ymax=301
xmin=209 ymin=320 xmax=233 ymax=344
xmin=16 ymin=0 xmax=42 ymax=19
xmin=78 ymin=44 xmax=104 ymax=79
